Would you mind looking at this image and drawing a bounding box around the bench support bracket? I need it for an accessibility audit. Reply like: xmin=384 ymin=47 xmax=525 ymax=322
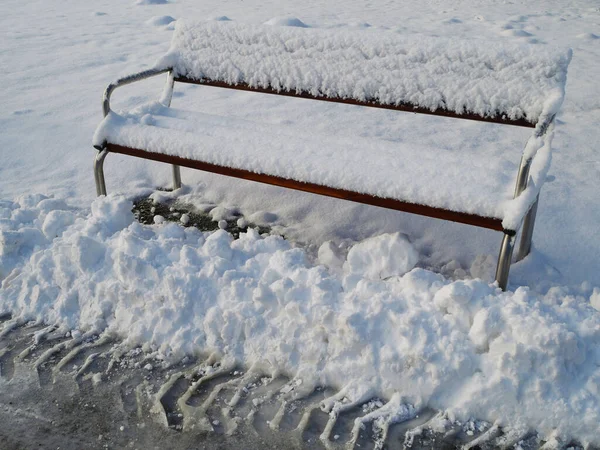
xmin=172 ymin=164 xmax=182 ymax=190
xmin=516 ymin=195 xmax=539 ymax=262
xmin=94 ymin=149 xmax=109 ymax=196
xmin=496 ymin=232 xmax=515 ymax=291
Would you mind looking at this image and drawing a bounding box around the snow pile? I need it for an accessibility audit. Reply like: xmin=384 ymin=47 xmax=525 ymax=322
xmin=0 ymin=195 xmax=79 ymax=281
xmin=1 ymin=195 xmax=600 ymax=444
xmin=157 ymin=20 xmax=571 ymax=124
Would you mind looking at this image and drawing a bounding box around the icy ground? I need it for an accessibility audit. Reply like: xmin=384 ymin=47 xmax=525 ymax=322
xmin=1 ymin=0 xmax=600 ymax=446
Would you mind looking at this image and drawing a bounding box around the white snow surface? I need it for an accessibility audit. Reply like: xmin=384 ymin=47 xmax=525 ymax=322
xmin=2 ymin=0 xmax=600 ymax=443
xmin=157 ymin=21 xmax=571 ymax=124
xmin=1 ymin=194 xmax=600 ymax=443
xmin=94 ymin=102 xmax=527 ymax=222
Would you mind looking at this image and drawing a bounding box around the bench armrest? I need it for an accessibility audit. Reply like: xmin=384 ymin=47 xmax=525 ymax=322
xmin=102 ymin=67 xmax=173 ymax=117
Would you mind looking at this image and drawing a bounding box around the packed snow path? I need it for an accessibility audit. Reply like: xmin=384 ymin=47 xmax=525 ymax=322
xmin=0 ymin=318 xmax=589 ymax=449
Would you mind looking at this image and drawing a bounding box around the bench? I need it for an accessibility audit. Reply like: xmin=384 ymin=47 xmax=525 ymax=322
xmin=93 ymin=20 xmax=571 ymax=290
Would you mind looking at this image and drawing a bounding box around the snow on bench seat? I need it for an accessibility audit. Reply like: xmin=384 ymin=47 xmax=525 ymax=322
xmin=156 ymin=21 xmax=571 ymax=125
xmin=95 ymin=102 xmax=527 ymax=222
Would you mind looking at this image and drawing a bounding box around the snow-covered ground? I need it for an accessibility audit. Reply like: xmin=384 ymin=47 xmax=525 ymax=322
xmin=1 ymin=0 xmax=600 ymax=445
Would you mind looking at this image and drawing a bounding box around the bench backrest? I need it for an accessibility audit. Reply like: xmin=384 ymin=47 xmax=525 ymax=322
xmin=156 ymin=21 xmax=571 ymax=128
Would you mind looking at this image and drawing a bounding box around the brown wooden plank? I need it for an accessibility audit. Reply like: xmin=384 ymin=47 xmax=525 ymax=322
xmin=174 ymin=77 xmax=536 ymax=129
xmin=106 ymin=144 xmax=506 ymax=232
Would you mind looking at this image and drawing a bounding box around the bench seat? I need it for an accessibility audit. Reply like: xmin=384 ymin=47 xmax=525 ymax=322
xmin=95 ymin=101 xmax=523 ymax=226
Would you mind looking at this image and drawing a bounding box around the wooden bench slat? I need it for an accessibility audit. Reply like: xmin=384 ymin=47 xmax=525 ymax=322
xmin=175 ymin=77 xmax=536 ymax=129
xmin=159 ymin=21 xmax=571 ymax=127
xmin=107 ymin=143 xmax=506 ymax=232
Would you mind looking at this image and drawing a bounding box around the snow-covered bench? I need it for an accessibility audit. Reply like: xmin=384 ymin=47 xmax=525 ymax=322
xmin=93 ymin=21 xmax=571 ymax=290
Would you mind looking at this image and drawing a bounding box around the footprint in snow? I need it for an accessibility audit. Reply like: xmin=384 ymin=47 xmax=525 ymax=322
xmin=135 ymin=0 xmax=168 ymax=5
xmin=501 ymin=28 xmax=533 ymax=38
xmin=442 ymin=18 xmax=462 ymax=25
xmin=207 ymin=16 xmax=232 ymax=22
xmin=577 ymin=32 xmax=599 ymax=40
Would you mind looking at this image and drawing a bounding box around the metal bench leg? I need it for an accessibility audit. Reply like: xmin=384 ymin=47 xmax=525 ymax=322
xmin=515 ymin=194 xmax=539 ymax=262
xmin=94 ymin=149 xmax=109 ymax=196
xmin=172 ymin=164 xmax=182 ymax=190
xmin=495 ymin=231 xmax=515 ymax=291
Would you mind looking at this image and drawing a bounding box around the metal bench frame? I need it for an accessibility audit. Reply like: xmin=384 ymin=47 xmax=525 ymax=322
xmin=94 ymin=67 xmax=553 ymax=290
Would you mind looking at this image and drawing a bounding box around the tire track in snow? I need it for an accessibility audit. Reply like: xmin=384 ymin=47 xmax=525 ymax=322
xmin=0 ymin=320 xmax=593 ymax=450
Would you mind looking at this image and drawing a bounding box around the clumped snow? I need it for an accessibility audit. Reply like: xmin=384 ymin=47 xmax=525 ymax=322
xmin=1 ymin=194 xmax=600 ymax=444
xmin=157 ymin=21 xmax=571 ymax=124
xmin=344 ymin=232 xmax=418 ymax=281
xmin=94 ymin=102 xmax=528 ymax=222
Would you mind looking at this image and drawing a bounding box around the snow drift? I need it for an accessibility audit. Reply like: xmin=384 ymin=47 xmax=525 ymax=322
xmin=1 ymin=194 xmax=599 ymax=444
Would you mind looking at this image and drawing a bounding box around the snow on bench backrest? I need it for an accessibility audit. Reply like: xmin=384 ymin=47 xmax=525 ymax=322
xmin=157 ymin=20 xmax=572 ymax=126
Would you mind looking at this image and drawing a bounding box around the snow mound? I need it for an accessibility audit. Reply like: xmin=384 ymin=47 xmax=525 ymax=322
xmin=1 ymin=195 xmax=600 ymax=443
xmin=344 ymin=233 xmax=418 ymax=281
xmin=146 ymin=16 xmax=176 ymax=26
xmin=264 ymin=16 xmax=308 ymax=28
